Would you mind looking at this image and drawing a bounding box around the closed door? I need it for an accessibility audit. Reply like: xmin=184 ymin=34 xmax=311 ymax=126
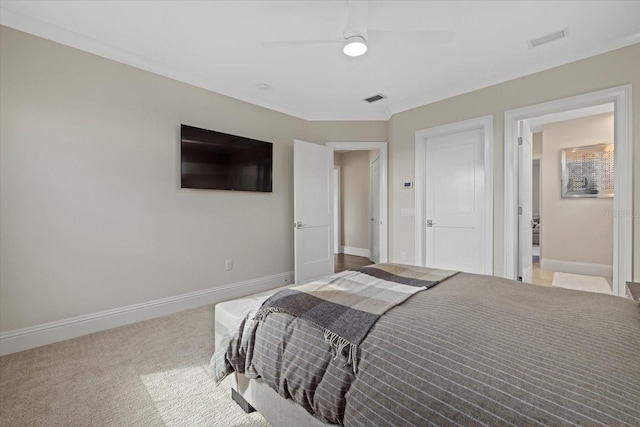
xmin=425 ymin=128 xmax=485 ymax=273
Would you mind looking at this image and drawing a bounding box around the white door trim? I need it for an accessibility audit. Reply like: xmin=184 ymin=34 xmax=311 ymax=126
xmin=415 ymin=115 xmax=494 ymax=274
xmin=326 ymin=142 xmax=388 ymax=263
xmin=503 ymin=85 xmax=632 ymax=296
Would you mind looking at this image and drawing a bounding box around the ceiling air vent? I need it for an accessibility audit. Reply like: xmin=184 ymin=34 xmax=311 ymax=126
xmin=527 ymin=28 xmax=569 ymax=48
xmin=363 ymin=93 xmax=387 ymax=103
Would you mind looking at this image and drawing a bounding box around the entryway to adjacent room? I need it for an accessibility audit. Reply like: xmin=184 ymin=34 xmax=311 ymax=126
xmin=527 ymin=107 xmax=615 ymax=294
xmin=327 ymin=141 xmax=388 ymax=273
xmin=504 ymin=85 xmax=632 ymax=297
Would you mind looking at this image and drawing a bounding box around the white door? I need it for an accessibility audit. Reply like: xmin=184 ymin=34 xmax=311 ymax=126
xmin=425 ymin=128 xmax=485 ymax=273
xmin=369 ymin=156 xmax=380 ymax=263
xmin=518 ymin=120 xmax=533 ymax=283
xmin=294 ymin=140 xmax=334 ymax=284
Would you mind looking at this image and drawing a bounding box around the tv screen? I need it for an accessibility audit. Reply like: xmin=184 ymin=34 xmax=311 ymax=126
xmin=181 ymin=124 xmax=273 ymax=192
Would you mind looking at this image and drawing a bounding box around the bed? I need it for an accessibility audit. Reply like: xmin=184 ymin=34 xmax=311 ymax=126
xmin=211 ymin=263 xmax=640 ymax=427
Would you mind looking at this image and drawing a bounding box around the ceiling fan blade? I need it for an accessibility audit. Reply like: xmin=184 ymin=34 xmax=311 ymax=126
xmin=261 ymin=39 xmax=343 ymax=48
xmin=368 ymin=29 xmax=455 ymax=44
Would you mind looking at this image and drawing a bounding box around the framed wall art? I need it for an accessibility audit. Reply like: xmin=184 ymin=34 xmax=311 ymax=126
xmin=561 ymin=143 xmax=614 ymax=198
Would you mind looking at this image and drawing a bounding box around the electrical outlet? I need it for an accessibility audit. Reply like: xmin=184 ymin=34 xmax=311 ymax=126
xmin=401 ymin=251 xmax=407 ymax=261
xmin=225 ymin=260 xmax=233 ymax=271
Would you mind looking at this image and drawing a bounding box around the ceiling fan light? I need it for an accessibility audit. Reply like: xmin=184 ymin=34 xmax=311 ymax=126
xmin=343 ymin=36 xmax=367 ymax=57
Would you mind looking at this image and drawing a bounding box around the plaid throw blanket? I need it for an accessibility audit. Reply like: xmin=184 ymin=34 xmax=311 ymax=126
xmin=254 ymin=263 xmax=458 ymax=372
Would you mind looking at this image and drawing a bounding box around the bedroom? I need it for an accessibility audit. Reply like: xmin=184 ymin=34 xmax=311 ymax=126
xmin=1 ymin=1 xmax=639 ymax=426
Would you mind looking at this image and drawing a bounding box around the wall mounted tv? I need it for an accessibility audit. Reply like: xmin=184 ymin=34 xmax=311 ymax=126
xmin=181 ymin=124 xmax=273 ymax=192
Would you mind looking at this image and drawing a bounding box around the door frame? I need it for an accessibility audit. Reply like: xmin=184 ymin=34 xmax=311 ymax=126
xmin=414 ymin=115 xmax=494 ymax=274
xmin=503 ymin=85 xmax=632 ymax=296
xmin=326 ymin=141 xmax=388 ymax=263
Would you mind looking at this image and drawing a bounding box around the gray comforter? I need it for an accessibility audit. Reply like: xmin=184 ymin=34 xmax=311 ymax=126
xmin=212 ymin=271 xmax=640 ymax=426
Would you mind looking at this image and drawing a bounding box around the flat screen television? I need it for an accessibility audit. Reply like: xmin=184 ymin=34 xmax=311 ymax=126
xmin=181 ymin=124 xmax=273 ymax=192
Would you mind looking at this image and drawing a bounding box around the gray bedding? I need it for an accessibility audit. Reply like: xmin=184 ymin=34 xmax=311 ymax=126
xmin=212 ymin=270 xmax=640 ymax=426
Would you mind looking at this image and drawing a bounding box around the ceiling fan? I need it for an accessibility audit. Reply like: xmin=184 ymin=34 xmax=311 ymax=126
xmin=261 ymin=0 xmax=455 ymax=57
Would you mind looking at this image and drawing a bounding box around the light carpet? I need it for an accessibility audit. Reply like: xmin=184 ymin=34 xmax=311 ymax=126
xmin=0 ymin=305 xmax=271 ymax=427
xmin=552 ymin=272 xmax=612 ymax=294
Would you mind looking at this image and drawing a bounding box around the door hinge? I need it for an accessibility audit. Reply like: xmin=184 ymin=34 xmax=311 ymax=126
xmin=518 ymin=206 xmax=523 ymax=215
xmin=517 ymin=137 xmax=523 ymax=145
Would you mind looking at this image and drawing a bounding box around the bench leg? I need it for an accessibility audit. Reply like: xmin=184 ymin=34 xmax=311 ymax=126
xmin=231 ymin=387 xmax=256 ymax=413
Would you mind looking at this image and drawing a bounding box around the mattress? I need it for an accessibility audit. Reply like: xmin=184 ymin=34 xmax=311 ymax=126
xmin=213 ymin=267 xmax=640 ymax=426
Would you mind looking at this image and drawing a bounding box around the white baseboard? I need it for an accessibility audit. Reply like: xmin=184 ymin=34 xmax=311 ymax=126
xmin=342 ymin=246 xmax=371 ymax=258
xmin=0 ymin=271 xmax=293 ymax=356
xmin=540 ymin=259 xmax=613 ymax=278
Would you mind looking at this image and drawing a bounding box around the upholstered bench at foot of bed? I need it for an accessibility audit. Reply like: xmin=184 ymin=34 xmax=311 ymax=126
xmin=214 ymin=287 xmax=336 ymax=427
xmin=214 ymin=286 xmax=288 ymax=348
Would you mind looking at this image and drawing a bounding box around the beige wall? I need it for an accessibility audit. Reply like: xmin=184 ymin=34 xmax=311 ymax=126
xmin=388 ymin=42 xmax=640 ymax=278
xmin=533 ymin=132 xmax=543 ymax=155
xmin=340 ymin=151 xmax=371 ymax=252
xmin=307 ymin=121 xmax=388 ymax=145
xmin=0 ymin=27 xmax=387 ymax=332
xmin=2 ymin=24 xmax=639 ymax=334
xmin=540 ymin=113 xmax=614 ymax=266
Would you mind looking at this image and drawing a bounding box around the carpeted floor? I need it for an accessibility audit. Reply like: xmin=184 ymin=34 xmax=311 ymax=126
xmin=0 ymin=305 xmax=271 ymax=427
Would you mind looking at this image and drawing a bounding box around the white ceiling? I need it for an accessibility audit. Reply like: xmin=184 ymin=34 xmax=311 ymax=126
xmin=2 ymin=0 xmax=639 ymax=121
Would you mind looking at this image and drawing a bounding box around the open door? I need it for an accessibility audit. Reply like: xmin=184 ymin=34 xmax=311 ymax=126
xmin=294 ymin=140 xmax=334 ymax=284
xmin=518 ymin=120 xmax=533 ymax=283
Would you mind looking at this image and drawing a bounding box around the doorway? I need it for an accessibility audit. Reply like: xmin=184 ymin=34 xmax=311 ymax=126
xmin=326 ymin=141 xmax=388 ymax=271
xmin=333 ymin=150 xmax=377 ymax=260
xmin=504 ymin=85 xmax=632 ymax=297
xmin=525 ymin=108 xmax=615 ymax=290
